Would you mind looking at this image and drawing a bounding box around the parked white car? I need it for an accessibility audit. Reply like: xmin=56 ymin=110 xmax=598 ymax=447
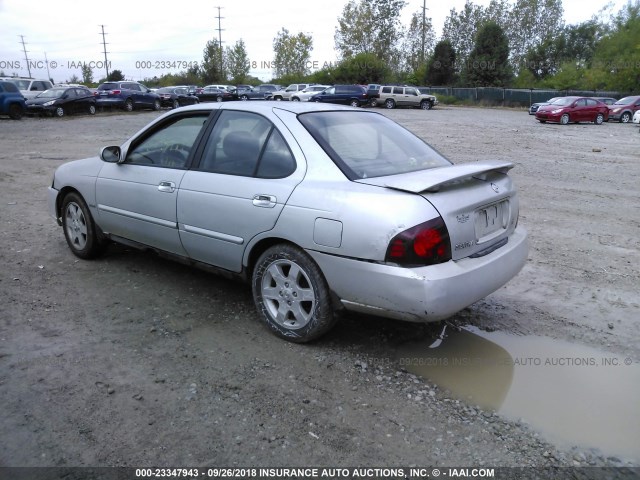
xmin=271 ymin=84 xmax=310 ymax=101
xmin=633 ymin=109 xmax=640 ymax=124
xmin=291 ymin=85 xmax=330 ymax=102
xmin=0 ymin=76 xmax=53 ymax=100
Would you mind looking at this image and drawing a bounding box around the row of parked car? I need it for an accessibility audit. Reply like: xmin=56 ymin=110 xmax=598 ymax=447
xmin=1 ymin=78 xmax=441 ymax=120
xmin=529 ymin=95 xmax=640 ymax=125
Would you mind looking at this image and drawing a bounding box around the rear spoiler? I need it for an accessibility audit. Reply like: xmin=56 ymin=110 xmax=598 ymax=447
xmin=355 ymin=160 xmax=514 ymax=193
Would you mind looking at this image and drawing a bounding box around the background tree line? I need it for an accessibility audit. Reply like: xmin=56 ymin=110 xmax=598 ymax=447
xmin=86 ymin=0 xmax=638 ymax=92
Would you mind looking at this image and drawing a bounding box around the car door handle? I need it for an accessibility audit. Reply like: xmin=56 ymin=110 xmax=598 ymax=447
xmin=158 ymin=181 xmax=176 ymax=193
xmin=252 ymin=194 xmax=276 ymax=208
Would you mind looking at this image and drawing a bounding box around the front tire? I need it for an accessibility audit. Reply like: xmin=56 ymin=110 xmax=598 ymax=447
xmin=61 ymin=192 xmax=107 ymax=259
xmin=54 ymin=106 xmax=65 ymax=118
xmin=172 ymin=99 xmax=180 ymax=109
xmin=420 ymin=100 xmax=432 ymax=110
xmin=621 ymin=112 xmax=631 ymax=123
xmin=252 ymin=245 xmax=336 ymax=343
xmin=153 ymin=99 xmax=161 ymax=111
xmin=560 ymin=113 xmax=570 ymax=125
xmin=385 ymin=99 xmax=395 ymax=109
xmin=241 ymin=95 xmax=249 ymax=101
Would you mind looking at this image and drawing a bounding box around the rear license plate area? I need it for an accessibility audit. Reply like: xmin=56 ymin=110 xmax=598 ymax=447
xmin=475 ymin=200 xmax=508 ymax=242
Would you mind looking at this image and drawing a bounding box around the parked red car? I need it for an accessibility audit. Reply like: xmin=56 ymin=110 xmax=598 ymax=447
xmin=535 ymin=96 xmax=609 ymax=125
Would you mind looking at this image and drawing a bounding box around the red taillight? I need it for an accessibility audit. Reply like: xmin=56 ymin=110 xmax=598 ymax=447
xmin=109 ymin=90 xmax=121 ymax=95
xmin=385 ymin=217 xmax=451 ymax=266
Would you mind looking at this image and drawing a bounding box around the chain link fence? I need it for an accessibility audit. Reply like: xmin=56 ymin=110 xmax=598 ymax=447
xmin=421 ymin=87 xmax=629 ymax=107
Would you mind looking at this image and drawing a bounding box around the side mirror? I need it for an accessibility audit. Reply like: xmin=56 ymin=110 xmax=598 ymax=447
xmin=100 ymin=146 xmax=122 ymax=163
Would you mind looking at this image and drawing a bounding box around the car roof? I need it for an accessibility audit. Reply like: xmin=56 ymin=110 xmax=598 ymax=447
xmin=172 ymin=100 xmax=368 ymax=116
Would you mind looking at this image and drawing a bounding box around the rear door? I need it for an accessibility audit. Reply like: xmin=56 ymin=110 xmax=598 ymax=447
xmin=177 ymin=109 xmax=304 ymax=271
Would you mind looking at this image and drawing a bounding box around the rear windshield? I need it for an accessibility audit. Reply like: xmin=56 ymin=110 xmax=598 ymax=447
xmin=298 ymin=111 xmax=450 ymax=180
xmin=97 ymin=83 xmax=119 ymax=91
xmin=0 ymin=82 xmax=19 ymax=93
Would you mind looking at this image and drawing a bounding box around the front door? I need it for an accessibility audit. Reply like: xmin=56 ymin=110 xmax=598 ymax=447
xmin=95 ymin=113 xmax=210 ymax=255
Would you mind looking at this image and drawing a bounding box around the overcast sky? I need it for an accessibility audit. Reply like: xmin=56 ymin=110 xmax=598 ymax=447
xmin=0 ymin=0 xmax=625 ymax=84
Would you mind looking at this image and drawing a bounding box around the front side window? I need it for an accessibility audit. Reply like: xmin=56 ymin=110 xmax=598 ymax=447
xmin=299 ymin=111 xmax=450 ymax=180
xmin=125 ymin=114 xmax=209 ymax=168
xmin=199 ymin=110 xmax=295 ymax=178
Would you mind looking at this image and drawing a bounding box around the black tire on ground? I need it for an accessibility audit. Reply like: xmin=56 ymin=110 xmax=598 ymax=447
xmin=61 ymin=192 xmax=107 ymax=259
xmin=252 ymin=244 xmax=337 ymax=343
xmin=8 ymin=103 xmax=24 ymax=120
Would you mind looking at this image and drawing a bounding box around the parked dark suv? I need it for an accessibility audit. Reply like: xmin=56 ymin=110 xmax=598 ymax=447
xmin=309 ymin=85 xmax=369 ymax=107
xmin=0 ymin=80 xmax=27 ymax=119
xmin=96 ymin=81 xmax=161 ymax=111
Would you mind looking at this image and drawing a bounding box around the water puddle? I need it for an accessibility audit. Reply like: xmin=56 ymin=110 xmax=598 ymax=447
xmin=398 ymin=326 xmax=640 ymax=461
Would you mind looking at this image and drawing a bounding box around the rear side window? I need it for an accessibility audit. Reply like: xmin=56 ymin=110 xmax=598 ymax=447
xmin=381 ymin=86 xmax=392 ymax=94
xmin=199 ymin=110 xmax=295 ymax=178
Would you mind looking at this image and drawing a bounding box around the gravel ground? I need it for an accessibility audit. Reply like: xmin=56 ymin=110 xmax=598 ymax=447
xmin=0 ymin=105 xmax=638 ymax=472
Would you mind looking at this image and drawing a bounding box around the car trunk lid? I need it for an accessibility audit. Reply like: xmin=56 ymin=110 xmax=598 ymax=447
xmin=355 ymin=161 xmax=520 ymax=260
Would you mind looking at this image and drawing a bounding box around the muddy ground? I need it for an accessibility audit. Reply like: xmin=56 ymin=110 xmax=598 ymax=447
xmin=0 ymin=105 xmax=638 ymax=471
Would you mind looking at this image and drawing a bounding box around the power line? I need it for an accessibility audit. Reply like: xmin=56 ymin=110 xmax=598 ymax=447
xmin=19 ymin=35 xmax=31 ymax=77
xmin=215 ymin=6 xmax=224 ymax=51
xmin=99 ymin=25 xmax=110 ymax=79
xmin=215 ymin=6 xmax=224 ymax=75
xmin=421 ymin=0 xmax=429 ymax=64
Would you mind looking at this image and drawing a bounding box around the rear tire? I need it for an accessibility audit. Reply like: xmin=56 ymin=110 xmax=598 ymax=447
xmin=172 ymin=99 xmax=180 ymax=109
xmin=595 ymin=113 xmax=604 ymax=125
xmin=88 ymin=104 xmax=96 ymax=115
xmin=124 ymin=98 xmax=134 ymax=112
xmin=252 ymin=244 xmax=336 ymax=343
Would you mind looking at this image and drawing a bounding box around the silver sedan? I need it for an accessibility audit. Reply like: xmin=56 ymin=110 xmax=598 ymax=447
xmin=48 ymin=102 xmax=528 ymax=342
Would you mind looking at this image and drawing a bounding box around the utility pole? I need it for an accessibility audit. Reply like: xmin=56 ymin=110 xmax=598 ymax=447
xmin=215 ymin=6 xmax=224 ymax=78
xmin=19 ymin=35 xmax=31 ymax=77
xmin=99 ymin=25 xmax=110 ymax=79
xmin=44 ymin=52 xmax=52 ymax=82
xmin=421 ymin=0 xmax=428 ymax=64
